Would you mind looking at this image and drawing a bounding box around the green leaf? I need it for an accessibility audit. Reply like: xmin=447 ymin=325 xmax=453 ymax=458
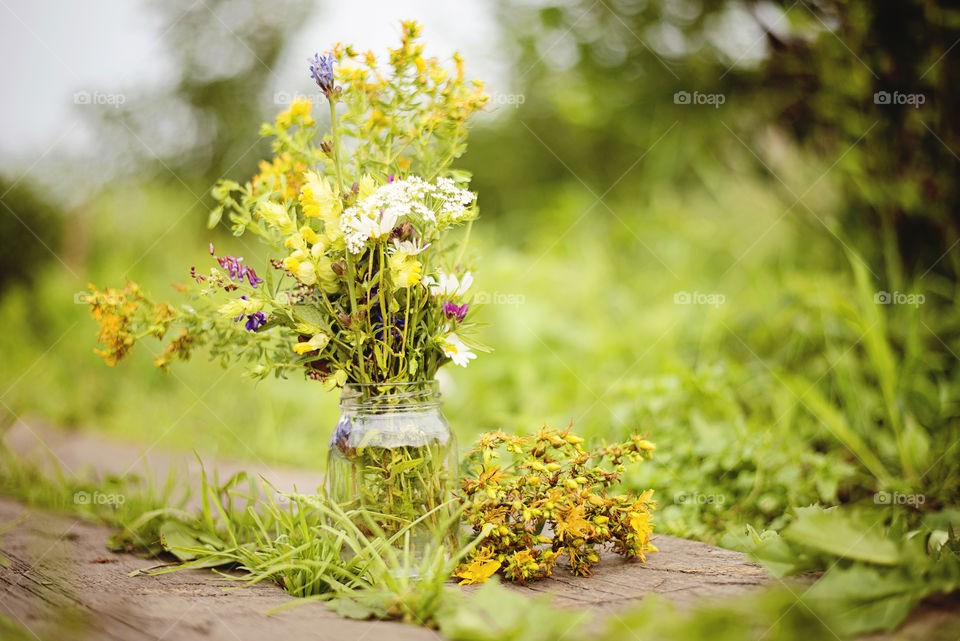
xmin=902 ymin=414 xmax=932 ymax=475
xmin=437 ymin=581 xmax=589 ymax=641
xmin=293 ymin=304 xmax=325 ymax=329
xmin=325 ymin=593 xmax=387 ymax=620
xmin=159 ymin=520 xmax=205 ymax=561
xmin=386 ymin=457 xmax=425 ymax=482
xmin=782 ymin=507 xmax=902 ymax=565
xmin=206 ymin=205 xmax=223 ymax=229
xmin=742 ymin=526 xmax=823 ymax=577
xmin=806 ymin=564 xmax=924 ymax=636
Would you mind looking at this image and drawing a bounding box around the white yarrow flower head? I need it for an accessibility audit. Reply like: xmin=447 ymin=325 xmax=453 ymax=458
xmin=442 ymin=333 xmax=477 ymax=367
xmin=339 ymin=176 xmax=476 ymax=254
xmin=423 ymin=270 xmax=473 ymax=297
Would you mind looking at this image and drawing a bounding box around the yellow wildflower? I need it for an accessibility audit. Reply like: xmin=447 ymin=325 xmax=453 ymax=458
xmin=252 ymin=153 xmax=304 ymax=200
xmin=293 ymin=333 xmax=329 ymax=355
xmin=504 ymin=549 xmax=540 ymax=583
xmin=284 ymin=234 xmax=305 ymax=251
xmin=388 ymin=251 xmax=422 ymax=288
xmin=454 ymin=549 xmax=500 ymax=585
xmin=299 ymin=226 xmax=319 ymax=244
xmin=299 ymin=172 xmax=339 ymax=219
xmin=154 ymin=329 xmax=197 ymax=371
xmin=257 ymin=202 xmax=295 ymax=234
xmin=87 ymin=283 xmax=140 ymax=366
xmin=555 ymin=505 xmax=592 ymax=542
xmin=295 ymin=261 xmax=317 ymax=285
xmin=218 ymin=297 xmax=262 ymax=317
xmin=276 ymin=97 xmax=314 ymax=129
xmin=282 ymin=252 xmax=301 ymax=273
xmin=628 ymin=510 xmax=651 ymax=536
xmin=314 ymin=255 xmax=340 ymax=294
xmin=357 ymin=174 xmax=377 ymax=200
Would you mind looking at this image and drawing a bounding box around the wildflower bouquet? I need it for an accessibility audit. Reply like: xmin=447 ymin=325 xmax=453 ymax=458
xmin=87 ymin=21 xmax=489 ymax=387
xmin=87 ymin=23 xmax=489 ymax=561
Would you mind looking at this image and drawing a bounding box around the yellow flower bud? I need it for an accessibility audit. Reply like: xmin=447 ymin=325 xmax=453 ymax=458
xmin=296 ymin=261 xmax=317 ymax=285
xmin=299 ymin=226 xmax=319 ymax=244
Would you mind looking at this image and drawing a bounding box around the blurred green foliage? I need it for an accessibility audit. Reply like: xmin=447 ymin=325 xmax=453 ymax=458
xmin=477 ymin=0 xmax=960 ymax=279
xmin=0 ymin=177 xmax=64 ymax=295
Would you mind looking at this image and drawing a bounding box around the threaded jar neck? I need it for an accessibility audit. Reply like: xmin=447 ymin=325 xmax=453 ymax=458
xmin=339 ymin=380 xmax=441 ymax=413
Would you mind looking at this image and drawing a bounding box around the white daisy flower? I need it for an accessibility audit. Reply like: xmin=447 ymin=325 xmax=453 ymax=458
xmin=423 ymin=270 xmax=473 ymax=297
xmin=389 ymin=238 xmax=430 ymax=255
xmin=442 ymin=333 xmax=477 ymax=367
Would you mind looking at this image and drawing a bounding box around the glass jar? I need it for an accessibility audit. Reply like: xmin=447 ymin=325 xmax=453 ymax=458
xmin=325 ymin=381 xmax=459 ymax=563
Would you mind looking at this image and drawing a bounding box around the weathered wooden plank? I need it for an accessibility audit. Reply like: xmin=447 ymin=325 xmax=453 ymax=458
xmin=0 ymin=494 xmax=770 ymax=641
xmin=0 ymin=497 xmax=439 ymax=641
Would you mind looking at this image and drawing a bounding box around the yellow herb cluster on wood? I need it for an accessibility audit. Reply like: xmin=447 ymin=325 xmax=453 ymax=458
xmin=457 ymin=425 xmax=657 ymax=584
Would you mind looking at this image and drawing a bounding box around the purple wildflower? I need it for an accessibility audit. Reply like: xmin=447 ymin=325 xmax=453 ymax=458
xmin=209 ymin=243 xmax=215 ymax=255
xmin=217 ymin=254 xmax=245 ymax=280
xmin=308 ymin=53 xmax=335 ymax=95
xmin=244 ymin=268 xmax=264 ymax=288
xmin=443 ymin=301 xmax=469 ymax=322
xmin=229 ymin=296 xmax=266 ymax=331
xmin=244 ymin=312 xmax=266 ymax=332
xmin=214 ymin=253 xmax=263 ymax=288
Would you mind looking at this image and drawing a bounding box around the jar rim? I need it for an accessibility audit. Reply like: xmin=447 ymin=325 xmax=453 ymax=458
xmin=342 ymin=380 xmax=439 ymax=390
xmin=340 ymin=380 xmax=441 ymax=410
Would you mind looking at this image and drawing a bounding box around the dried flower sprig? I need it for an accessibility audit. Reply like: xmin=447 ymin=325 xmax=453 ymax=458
xmin=456 ymin=425 xmax=658 ymax=584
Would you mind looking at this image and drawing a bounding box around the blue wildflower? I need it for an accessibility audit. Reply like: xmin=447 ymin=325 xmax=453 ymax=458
xmin=309 ymin=52 xmax=335 ymax=95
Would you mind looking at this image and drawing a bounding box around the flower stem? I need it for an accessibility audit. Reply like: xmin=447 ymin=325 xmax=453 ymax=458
xmin=327 ymin=97 xmax=345 ymax=193
xmin=455 ymin=220 xmax=473 ymax=268
xmin=327 ymin=93 xmax=366 ymax=382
